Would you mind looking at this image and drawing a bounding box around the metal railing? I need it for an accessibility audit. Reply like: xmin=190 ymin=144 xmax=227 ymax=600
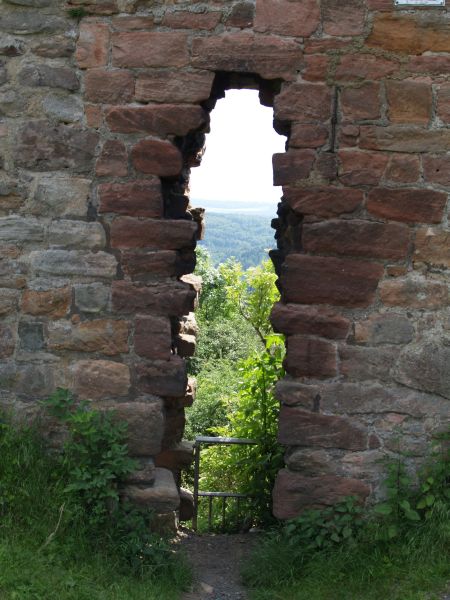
xmin=192 ymin=436 xmax=258 ymax=531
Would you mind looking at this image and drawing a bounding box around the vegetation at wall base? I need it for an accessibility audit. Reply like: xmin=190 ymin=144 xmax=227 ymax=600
xmin=0 ymin=397 xmax=191 ymax=600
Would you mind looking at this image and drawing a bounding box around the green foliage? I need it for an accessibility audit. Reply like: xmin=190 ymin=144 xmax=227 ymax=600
xmin=67 ymin=6 xmax=87 ymax=19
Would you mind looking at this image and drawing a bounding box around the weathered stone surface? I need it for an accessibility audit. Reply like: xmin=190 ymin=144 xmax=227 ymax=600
xmin=31 ymin=35 xmax=75 ymax=58
xmin=302 ymin=220 xmax=410 ymax=260
xmin=18 ymin=321 xmax=44 ymax=352
xmin=386 ymin=80 xmax=432 ymax=125
xmin=0 ymin=217 xmax=44 ymax=243
xmin=340 ymin=83 xmax=381 ymax=121
xmin=422 ymin=155 xmax=450 ymax=187
xmin=285 ymin=336 xmax=337 ymax=378
xmin=111 ymin=218 xmax=198 ymax=250
xmin=273 ymin=150 xmax=316 ymax=185
xmin=355 ymin=314 xmax=415 ymax=346
xmin=0 ymin=34 xmax=25 ymax=56
xmin=0 ymin=12 xmax=65 ymax=35
xmin=289 ymin=124 xmax=328 ymax=149
xmin=123 ymin=468 xmax=179 ymax=512
xmin=254 ymin=0 xmax=320 ymax=37
xmin=179 ymin=487 xmax=194 ymax=521
xmin=22 ymin=287 xmax=71 ymax=318
xmin=155 ymin=441 xmax=194 ymax=471
xmin=437 ymin=83 xmax=450 ymax=123
xmin=15 ymin=121 xmax=99 ymax=173
xmin=191 ymin=32 xmax=302 ymax=80
xmin=385 ymin=154 xmax=420 ymax=184
xmin=105 ymin=104 xmax=207 ymax=136
xmin=380 ymin=277 xmax=448 ymax=310
xmin=30 ymin=176 xmax=90 ymax=218
xmin=72 ymin=359 xmax=130 ymax=400
xmin=48 ymin=319 xmax=129 ymax=355
xmin=414 ymin=228 xmax=450 ymax=268
xmin=29 ymin=250 xmax=117 ymax=279
xmin=322 ymin=0 xmax=365 ymax=36
xmin=42 ymin=94 xmax=84 ymax=123
xmin=175 ymin=333 xmax=196 ymax=357
xmin=281 ymin=255 xmax=383 ymax=307
xmin=49 ymin=221 xmax=106 ymax=250
xmin=76 ymin=21 xmax=110 ymax=68
xmin=340 ymin=345 xmax=398 ymax=382
xmin=85 ymin=68 xmax=134 ymax=104
xmin=134 ymin=315 xmax=172 ymax=360
xmin=74 ymin=284 xmax=110 ymax=314
xmin=124 ymin=458 xmax=155 ymax=485
xmin=338 ymin=150 xmax=388 ymax=186
xmin=112 ymin=32 xmax=189 ymax=68
xmin=284 ymin=187 xmax=363 ymax=218
xmin=367 ymin=188 xmax=446 ymax=224
xmin=395 ymin=342 xmax=450 ymax=400
xmin=275 ymin=83 xmax=331 ymax=123
xmin=273 ymin=470 xmax=370 ymax=518
xmin=131 ymin=139 xmax=183 ymax=176
xmin=360 ymin=126 xmax=450 ymax=154
xmin=137 ymin=356 xmax=187 ymax=397
xmin=0 ymin=289 xmax=18 ymax=315
xmin=226 ymin=1 xmax=254 ymax=28
xmin=135 ymin=70 xmax=214 ymax=104
xmin=19 ymin=64 xmax=79 ymax=91
xmin=99 ymin=181 xmax=162 ymax=217
xmin=0 ymin=324 xmax=15 ymax=357
xmin=278 ymin=406 xmax=367 ymax=450
xmin=335 ymin=54 xmax=398 ymax=82
xmin=96 ymin=140 xmax=128 ymax=177
xmin=271 ymin=303 xmax=350 ymax=340
xmin=121 ymin=250 xmax=181 ymax=279
xmin=162 ymin=10 xmax=221 ymax=30
xmin=112 ymin=280 xmax=196 ymax=316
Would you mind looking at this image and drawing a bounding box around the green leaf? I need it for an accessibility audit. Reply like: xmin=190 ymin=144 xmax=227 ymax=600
xmin=374 ymin=503 xmax=393 ymax=516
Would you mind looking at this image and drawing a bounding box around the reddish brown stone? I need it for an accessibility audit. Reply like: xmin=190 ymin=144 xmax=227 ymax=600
xmin=191 ymin=32 xmax=303 ymax=81
xmin=155 ymin=442 xmax=194 ymax=471
xmin=367 ymin=14 xmax=450 ymax=55
xmin=380 ymin=277 xmax=448 ymax=309
xmin=335 ymin=54 xmax=398 ymax=82
xmin=366 ymin=0 xmax=392 ymax=9
xmin=367 ymin=188 xmax=447 ymax=224
xmin=302 ymin=55 xmax=329 ymax=82
xmin=338 ymin=150 xmax=388 ymax=186
xmin=339 ymin=345 xmax=398 ymax=382
xmin=76 ymin=21 xmax=110 ymax=69
xmin=273 ymin=150 xmax=315 ymax=185
xmin=48 ymin=319 xmax=129 ymax=355
xmin=0 ymin=289 xmax=17 ymax=316
xmin=281 ymin=254 xmax=384 ymax=307
xmin=121 ymin=250 xmax=180 ymax=279
xmin=85 ymin=69 xmax=134 ymax=104
xmin=105 ymin=105 xmax=207 ymax=136
xmin=254 ymin=0 xmax=320 ymax=37
xmin=414 ymin=228 xmax=450 ymax=268
xmin=162 ymin=11 xmax=221 ymax=30
xmin=278 ymin=406 xmax=368 ymax=450
xmin=271 ymin=302 xmax=350 ymax=340
xmin=303 ymin=219 xmax=410 ymax=260
xmin=322 ymin=0 xmax=366 ymax=36
xmin=135 ymin=71 xmax=214 ymax=104
xmin=134 ymin=315 xmax=172 ymax=360
xmin=284 ymin=336 xmax=337 ymax=378
xmin=72 ymin=359 xmax=130 ymax=400
xmin=275 ymin=83 xmax=332 ymax=123
xmin=304 ymin=39 xmax=351 ymax=54
xmin=355 ymin=313 xmax=414 ymax=346
xmin=112 ymin=280 xmax=197 ymax=316
xmin=112 ymin=32 xmax=190 ymax=68
xmin=22 ymin=287 xmax=71 ymax=318
xmin=437 ymin=83 xmax=450 ymax=123
xmin=385 ymin=154 xmax=420 ymax=184
xmin=96 ymin=140 xmax=128 ymax=177
xmin=340 ymin=83 xmax=381 ymax=121
xmin=314 ymin=152 xmax=337 ymax=181
xmin=284 ymin=187 xmax=363 ymax=218
xmin=408 ymin=55 xmax=450 ymax=76
xmin=136 ymin=355 xmax=187 ymax=397
xmin=99 ymin=181 xmax=162 ymax=217
xmin=131 ymin=139 xmax=183 ymax=177
xmin=289 ymin=124 xmax=328 ymax=149
xmin=85 ymin=105 xmax=103 ymax=128
xmin=111 ymin=218 xmax=198 ymax=250
xmin=422 ymin=155 xmax=450 ymax=187
xmin=225 ymin=2 xmax=254 ymax=28
xmin=273 ymin=470 xmax=370 ymax=517
xmin=0 ymin=324 xmax=14 ymax=358
xmin=386 ymin=80 xmax=432 ymax=125
xmin=360 ymin=126 xmax=450 ymax=154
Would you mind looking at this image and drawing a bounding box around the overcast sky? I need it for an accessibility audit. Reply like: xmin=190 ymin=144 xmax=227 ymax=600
xmin=189 ymin=89 xmax=286 ymax=206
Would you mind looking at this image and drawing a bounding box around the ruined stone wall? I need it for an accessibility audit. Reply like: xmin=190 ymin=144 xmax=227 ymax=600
xmin=0 ymin=0 xmax=449 ymax=521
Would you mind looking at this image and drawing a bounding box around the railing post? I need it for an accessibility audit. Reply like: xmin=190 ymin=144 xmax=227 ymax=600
xmin=192 ymin=440 xmax=200 ymax=531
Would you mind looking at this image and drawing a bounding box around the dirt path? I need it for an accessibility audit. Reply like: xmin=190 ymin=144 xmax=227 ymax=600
xmin=180 ymin=531 xmax=258 ymax=600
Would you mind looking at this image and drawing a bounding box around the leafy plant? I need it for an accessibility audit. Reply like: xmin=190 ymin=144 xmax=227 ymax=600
xmin=67 ymin=6 xmax=87 ymax=19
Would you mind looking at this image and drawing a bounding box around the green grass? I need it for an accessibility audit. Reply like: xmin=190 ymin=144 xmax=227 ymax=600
xmin=243 ymin=509 xmax=450 ymax=600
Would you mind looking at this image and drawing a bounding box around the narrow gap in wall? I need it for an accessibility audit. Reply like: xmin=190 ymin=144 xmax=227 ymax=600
xmin=182 ymin=88 xmax=287 ymax=533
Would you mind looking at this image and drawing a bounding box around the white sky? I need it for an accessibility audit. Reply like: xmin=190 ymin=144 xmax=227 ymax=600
xmin=189 ymin=89 xmax=286 ymax=206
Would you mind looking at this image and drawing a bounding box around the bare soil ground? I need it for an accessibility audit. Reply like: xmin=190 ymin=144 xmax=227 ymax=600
xmin=180 ymin=531 xmax=258 ymax=600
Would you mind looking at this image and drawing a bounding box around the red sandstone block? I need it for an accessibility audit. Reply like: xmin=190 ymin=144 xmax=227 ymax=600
xmin=340 ymin=83 xmax=381 ymax=121
xmin=99 ymin=181 xmax=162 ymax=217
xmin=22 ymin=287 xmax=71 ymax=318
xmin=131 ymin=139 xmax=183 ymax=176
xmin=284 ymin=336 xmax=337 ymax=379
xmin=380 ymin=277 xmax=448 ymax=309
xmin=302 ymin=55 xmax=329 ymax=83
xmin=96 ymin=140 xmax=128 ymax=177
xmin=110 ymin=217 xmax=198 ymax=250
xmin=191 ymin=32 xmax=302 ymax=81
xmin=275 ymin=83 xmax=331 ymax=123
xmin=359 ymin=125 xmax=450 ymax=153
xmin=278 ymin=406 xmax=367 ymax=450
xmin=254 ymin=0 xmax=320 ymax=37
xmin=271 ymin=302 xmax=351 ymax=340
xmin=314 ymin=152 xmax=337 ymax=181
xmin=135 ymin=71 xmax=214 ymax=104
xmin=338 ymin=150 xmax=388 ymax=186
xmin=111 ymin=16 xmax=154 ymax=30
xmin=304 ymin=39 xmax=351 ymax=54
xmin=408 ymin=56 xmax=450 ymax=76
xmin=322 ymin=0 xmax=366 ymax=36
xmin=225 ymin=2 xmax=254 ymax=28
xmin=85 ymin=69 xmax=134 ymax=104
xmin=302 ymin=219 xmax=411 ymax=260
xmin=289 ymin=124 xmax=328 ymax=149
xmin=112 ymin=32 xmax=189 ymax=68
xmin=386 ymin=80 xmax=432 ymax=125
xmin=366 ymin=0 xmax=392 ymax=10
xmin=280 ymin=254 xmax=383 ymax=307
xmin=414 ymin=228 xmax=450 ymax=269
xmin=367 ymin=188 xmax=447 ymax=224
xmin=437 ymin=84 xmax=450 ymax=123
xmin=121 ymin=250 xmax=180 ymax=279
xmin=422 ymin=155 xmax=450 ymax=187
xmin=76 ymin=21 xmax=110 ymax=69
xmin=134 ymin=315 xmax=172 ymax=360
xmin=273 ymin=150 xmax=315 ymax=185
xmin=136 ymin=355 xmax=187 ymax=398
xmin=284 ymin=187 xmax=363 ymax=218
xmin=112 ymin=280 xmax=197 ymax=316
xmin=85 ymin=104 xmax=103 ymax=128
xmin=335 ymin=54 xmax=398 ymax=82
xmin=385 ymin=154 xmax=420 ymax=184
xmin=105 ymin=104 xmax=207 ymax=136
xmin=162 ymin=11 xmax=222 ymax=30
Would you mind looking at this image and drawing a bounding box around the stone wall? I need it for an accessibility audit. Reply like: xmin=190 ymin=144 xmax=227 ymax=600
xmin=0 ymin=0 xmax=449 ymax=521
